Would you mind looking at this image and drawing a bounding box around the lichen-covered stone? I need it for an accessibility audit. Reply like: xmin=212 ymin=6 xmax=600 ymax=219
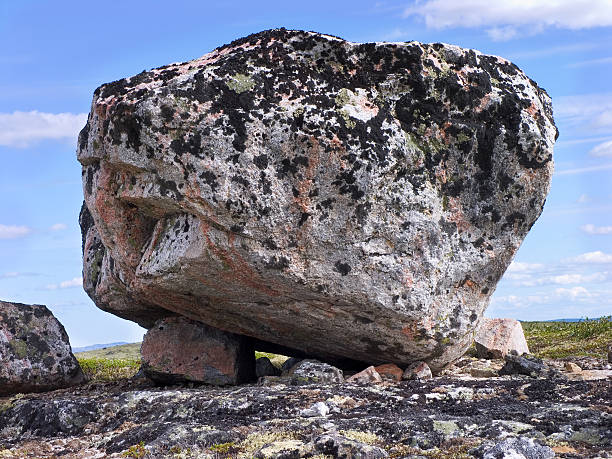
xmin=141 ymin=316 xmax=255 ymax=385
xmin=402 ymin=361 xmax=433 ymax=380
xmin=287 ymin=359 xmax=343 ymax=385
xmin=481 ymin=437 xmax=555 ymax=459
xmin=0 ymin=300 xmax=85 ymax=395
xmin=78 ymin=29 xmax=556 ymax=371
xmin=346 ymin=366 xmax=383 ymax=384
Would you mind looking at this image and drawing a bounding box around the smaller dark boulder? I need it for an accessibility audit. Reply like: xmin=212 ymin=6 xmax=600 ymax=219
xmin=255 ymin=357 xmax=281 ymax=378
xmin=499 ymin=352 xmax=548 ymax=377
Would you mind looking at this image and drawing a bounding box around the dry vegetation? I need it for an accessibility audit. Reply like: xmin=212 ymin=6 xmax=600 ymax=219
xmin=73 ymin=317 xmax=611 ymax=382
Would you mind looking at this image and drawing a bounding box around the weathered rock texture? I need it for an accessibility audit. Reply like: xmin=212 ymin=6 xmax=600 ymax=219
xmin=141 ymin=316 xmax=254 ymax=385
xmin=475 ymin=317 xmax=530 ymax=359
xmin=78 ymin=29 xmax=556 ymax=371
xmin=0 ymin=301 xmax=85 ymax=395
xmin=0 ymin=368 xmax=609 ymax=458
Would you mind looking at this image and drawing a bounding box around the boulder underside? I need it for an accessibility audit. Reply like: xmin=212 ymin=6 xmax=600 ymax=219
xmin=78 ymin=29 xmax=556 ymax=372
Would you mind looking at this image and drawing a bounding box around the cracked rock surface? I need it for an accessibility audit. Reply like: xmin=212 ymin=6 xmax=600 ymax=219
xmin=78 ymin=28 xmax=556 ymax=370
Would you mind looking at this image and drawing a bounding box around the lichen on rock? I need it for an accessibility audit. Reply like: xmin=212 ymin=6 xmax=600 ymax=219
xmin=0 ymin=300 xmax=85 ymax=396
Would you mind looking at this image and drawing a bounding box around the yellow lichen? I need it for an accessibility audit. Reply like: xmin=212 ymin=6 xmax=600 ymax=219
xmin=237 ymin=431 xmax=299 ymax=455
xmin=339 ymin=429 xmax=380 ymax=445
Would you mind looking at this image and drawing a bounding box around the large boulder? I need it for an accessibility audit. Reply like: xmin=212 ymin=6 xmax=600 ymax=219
xmin=78 ymin=29 xmax=556 ymax=371
xmin=0 ymin=300 xmax=85 ymax=395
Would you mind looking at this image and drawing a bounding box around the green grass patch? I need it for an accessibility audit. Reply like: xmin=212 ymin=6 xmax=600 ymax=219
xmin=522 ymin=316 xmax=611 ymax=359
xmin=74 ymin=342 xmax=141 ymax=360
xmin=255 ymin=351 xmax=290 ymax=368
xmin=78 ymin=357 xmax=141 ymax=381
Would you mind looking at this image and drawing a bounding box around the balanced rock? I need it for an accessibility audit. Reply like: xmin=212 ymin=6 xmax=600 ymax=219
xmin=78 ymin=29 xmax=556 ymax=372
xmin=141 ymin=316 xmax=255 ymax=385
xmin=475 ymin=317 xmax=530 ymax=359
xmin=0 ymin=300 xmax=85 ymax=395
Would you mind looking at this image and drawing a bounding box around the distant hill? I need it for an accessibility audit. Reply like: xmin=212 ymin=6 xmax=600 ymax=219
xmin=74 ymin=342 xmax=141 ymax=360
xmin=73 ymin=342 xmax=129 ymax=353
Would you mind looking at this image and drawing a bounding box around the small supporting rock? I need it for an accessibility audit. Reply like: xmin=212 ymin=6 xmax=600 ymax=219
xmin=402 ymin=361 xmax=433 ymax=380
xmin=346 ymin=366 xmax=383 ymax=384
xmin=0 ymin=300 xmax=85 ymax=395
xmin=374 ymin=363 xmax=403 ymax=382
xmin=141 ymin=316 xmax=255 ymax=385
xmin=475 ymin=318 xmax=530 ymax=359
xmin=564 ymin=362 xmax=582 ymax=373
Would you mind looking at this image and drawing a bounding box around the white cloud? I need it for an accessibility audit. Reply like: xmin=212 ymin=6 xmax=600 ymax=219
xmin=50 ymin=223 xmax=68 ymax=231
xmin=0 ymin=272 xmax=38 ymax=279
xmin=507 ymin=42 xmax=600 ymax=60
xmin=555 ymin=163 xmax=612 ymax=176
xmin=403 ymin=0 xmax=612 ymax=40
xmin=0 ymin=224 xmax=31 ymax=239
xmin=0 ymin=111 xmax=87 ymax=148
xmin=507 ymin=261 xmax=544 ymax=273
xmin=554 ymin=286 xmax=593 ymax=300
xmin=577 ymin=193 xmax=590 ymax=203
xmin=491 ymin=293 xmax=551 ymax=309
xmin=554 ymin=93 xmax=612 ymax=132
xmin=45 ymin=277 xmax=83 ymax=290
xmin=565 ymin=251 xmax=612 ymax=264
xmin=590 ymin=140 xmax=612 ymax=157
xmin=567 ymin=56 xmax=612 ymax=68
xmin=581 ymin=224 xmax=612 ymax=235
xmin=515 ymin=272 xmax=608 ymax=287
xmin=486 ymin=26 xmax=520 ymax=41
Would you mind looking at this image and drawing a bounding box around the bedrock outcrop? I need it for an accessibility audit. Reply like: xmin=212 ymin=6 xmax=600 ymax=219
xmin=78 ymin=29 xmax=556 ymax=371
xmin=0 ymin=301 xmax=85 ymax=395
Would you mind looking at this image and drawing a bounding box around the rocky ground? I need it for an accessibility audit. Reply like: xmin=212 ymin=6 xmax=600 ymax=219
xmin=0 ymin=356 xmax=609 ymax=458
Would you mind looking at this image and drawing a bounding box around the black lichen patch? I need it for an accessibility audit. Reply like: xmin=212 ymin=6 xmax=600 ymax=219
xmin=334 ymin=261 xmax=351 ymax=276
xmin=253 ymin=154 xmax=268 ymax=170
xmin=108 ymin=104 xmax=142 ymax=151
xmin=199 ymin=170 xmax=219 ymax=193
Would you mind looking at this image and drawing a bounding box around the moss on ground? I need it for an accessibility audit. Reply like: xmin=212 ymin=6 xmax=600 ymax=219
xmin=77 ymin=357 xmax=141 ymax=381
xmin=254 ymin=351 xmax=289 ymax=368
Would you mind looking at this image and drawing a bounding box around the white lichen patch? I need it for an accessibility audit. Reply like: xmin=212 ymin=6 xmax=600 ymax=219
xmin=335 ymin=88 xmax=379 ymax=122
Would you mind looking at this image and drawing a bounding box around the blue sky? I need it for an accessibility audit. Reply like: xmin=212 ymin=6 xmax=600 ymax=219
xmin=1 ymin=0 xmax=611 ymax=347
